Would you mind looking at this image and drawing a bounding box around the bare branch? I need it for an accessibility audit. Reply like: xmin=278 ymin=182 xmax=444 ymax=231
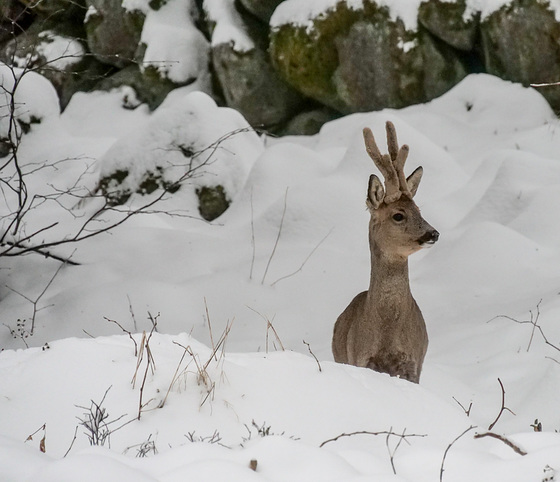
xmin=488 ymin=378 xmax=515 ymax=431
xmin=474 ymin=432 xmax=527 ymax=456
xmin=261 ymin=187 xmax=288 ymax=285
xmin=320 ymin=429 xmax=426 ymax=448
xmin=303 ymin=340 xmax=322 ymax=372
xmin=271 ymin=228 xmax=333 ymax=287
xmin=440 ymin=426 xmax=476 ymax=482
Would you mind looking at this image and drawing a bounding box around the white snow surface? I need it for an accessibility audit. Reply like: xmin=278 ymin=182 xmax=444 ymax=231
xmin=203 ymin=0 xmax=255 ymax=51
xmin=139 ymin=0 xmax=210 ymax=83
xmin=2 ymin=73 xmax=560 ymax=480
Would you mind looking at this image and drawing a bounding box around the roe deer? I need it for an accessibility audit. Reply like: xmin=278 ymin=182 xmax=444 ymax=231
xmin=332 ymin=121 xmax=439 ymax=383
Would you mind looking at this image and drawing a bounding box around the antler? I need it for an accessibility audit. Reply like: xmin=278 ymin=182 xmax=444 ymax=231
xmin=363 ymin=121 xmax=412 ymax=203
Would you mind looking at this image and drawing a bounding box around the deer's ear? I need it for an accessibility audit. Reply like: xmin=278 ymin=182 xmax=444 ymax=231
xmin=367 ymin=174 xmax=384 ymax=210
xmin=406 ymin=166 xmax=423 ymax=198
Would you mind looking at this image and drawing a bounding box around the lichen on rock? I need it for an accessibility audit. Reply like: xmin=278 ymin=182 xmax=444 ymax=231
xmin=270 ymin=0 xmax=467 ymax=113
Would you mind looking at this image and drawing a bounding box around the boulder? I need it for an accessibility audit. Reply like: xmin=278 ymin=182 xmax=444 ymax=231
xmin=0 ymin=1 xmax=35 ymax=44
xmin=280 ymin=108 xmax=340 ymax=136
xmin=93 ymin=65 xmax=177 ymax=110
xmin=418 ymin=0 xmax=479 ymax=51
xmin=17 ymin=0 xmax=85 ymax=20
xmin=480 ymin=0 xmax=560 ymax=111
xmin=238 ymin=0 xmax=285 ymax=23
xmin=270 ymin=1 xmax=467 ymax=114
xmin=0 ymin=19 xmax=112 ymax=109
xmin=205 ymin=0 xmax=305 ymax=128
xmin=97 ymin=91 xmax=264 ymax=221
xmin=212 ymin=43 xmax=305 ymax=128
xmin=84 ymin=0 xmax=145 ymax=68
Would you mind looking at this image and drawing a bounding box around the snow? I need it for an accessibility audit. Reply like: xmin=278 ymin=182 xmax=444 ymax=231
xmin=139 ymin=0 xmax=210 ymax=83
xmin=2 ymin=72 xmax=560 ymax=480
xmin=35 ymin=31 xmax=86 ymax=70
xmin=0 ymin=62 xmax=60 ymax=139
xmin=203 ymin=0 xmax=255 ymax=52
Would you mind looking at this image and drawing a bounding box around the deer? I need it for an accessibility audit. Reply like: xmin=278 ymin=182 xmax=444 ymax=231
xmin=332 ymin=121 xmax=439 ymax=383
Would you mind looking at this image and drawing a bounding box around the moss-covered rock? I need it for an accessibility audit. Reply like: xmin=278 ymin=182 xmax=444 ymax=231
xmin=212 ymin=42 xmax=305 ymax=128
xmin=84 ymin=0 xmax=145 ymax=68
xmin=270 ymin=1 xmax=467 ymax=113
xmin=418 ymin=0 xmax=479 ymax=51
xmin=98 ymin=167 xmax=180 ymax=206
xmin=206 ymin=0 xmax=305 ymax=128
xmin=480 ymin=0 xmax=560 ymax=111
xmin=196 ymin=185 xmax=230 ymax=221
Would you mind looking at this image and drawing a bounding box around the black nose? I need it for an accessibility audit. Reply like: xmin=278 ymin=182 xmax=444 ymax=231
xmin=418 ymin=229 xmax=439 ymax=245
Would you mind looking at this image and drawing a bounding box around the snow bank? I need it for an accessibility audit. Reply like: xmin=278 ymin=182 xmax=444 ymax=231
xmin=2 ymin=73 xmax=560 ymax=480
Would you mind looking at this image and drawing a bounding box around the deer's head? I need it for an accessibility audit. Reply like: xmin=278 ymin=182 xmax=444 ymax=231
xmin=364 ymin=122 xmax=439 ymax=259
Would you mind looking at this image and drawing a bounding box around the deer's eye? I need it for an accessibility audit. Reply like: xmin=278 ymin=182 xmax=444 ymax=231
xmin=392 ymin=213 xmax=405 ymax=222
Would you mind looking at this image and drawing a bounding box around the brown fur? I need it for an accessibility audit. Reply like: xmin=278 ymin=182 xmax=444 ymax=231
xmin=332 ymin=123 xmax=438 ymax=383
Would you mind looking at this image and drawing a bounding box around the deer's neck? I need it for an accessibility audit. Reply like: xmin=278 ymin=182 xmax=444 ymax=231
xmin=367 ymin=241 xmax=413 ymax=309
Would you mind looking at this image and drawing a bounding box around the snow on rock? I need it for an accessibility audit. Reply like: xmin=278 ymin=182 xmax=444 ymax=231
xmin=203 ymin=0 xmax=255 ymax=52
xmin=124 ymin=0 xmax=210 ymax=83
xmin=271 ymin=0 xmax=423 ymax=31
xmin=32 ymin=31 xmax=86 ymax=70
xmin=98 ymin=90 xmax=264 ymax=212
xmin=270 ymin=0 xmax=560 ymax=30
xmin=0 ymin=63 xmax=60 ymax=139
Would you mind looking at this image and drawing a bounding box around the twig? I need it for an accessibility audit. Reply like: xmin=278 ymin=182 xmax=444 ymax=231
xmin=489 ymin=300 xmax=559 ymax=355
xmin=271 ymin=228 xmax=333 ymax=287
xmin=247 ymin=306 xmax=284 ymax=352
xmin=452 ymin=397 xmax=473 ymax=417
xmin=25 ymin=423 xmax=46 ymax=453
xmin=474 ymin=432 xmax=527 ymax=456
xmin=531 ymin=81 xmax=560 ymax=88
xmin=204 ymin=297 xmax=216 ymax=359
xmin=249 ymin=189 xmax=256 ymax=280
xmin=386 ymin=427 xmax=410 ymax=475
xmin=132 ymin=314 xmax=158 ymax=420
xmin=488 ymin=378 xmax=515 ymax=431
xmin=1 ymin=241 xmax=79 ymax=265
xmin=440 ymin=426 xmax=476 ymax=482
xmin=261 ymin=188 xmax=288 ymax=285
xmin=160 ymin=342 xmax=194 ymax=408
xmin=105 ymin=316 xmax=138 ymax=356
xmin=320 ymin=430 xmax=426 ymax=448
xmin=127 ymin=295 xmax=138 ymax=332
xmin=5 ymin=249 xmax=75 ymax=334
xmin=63 ymin=426 xmax=79 ymax=457
xmin=303 ymin=340 xmax=322 ymax=372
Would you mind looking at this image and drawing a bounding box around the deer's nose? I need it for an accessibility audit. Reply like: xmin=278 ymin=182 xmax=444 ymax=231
xmin=418 ymin=229 xmax=439 ymax=245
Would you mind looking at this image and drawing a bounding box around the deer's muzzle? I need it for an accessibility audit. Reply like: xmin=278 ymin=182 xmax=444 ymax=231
xmin=417 ymin=229 xmax=439 ymax=246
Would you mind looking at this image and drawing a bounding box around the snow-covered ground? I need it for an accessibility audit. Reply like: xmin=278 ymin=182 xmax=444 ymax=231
xmin=1 ymin=72 xmax=560 ymax=481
